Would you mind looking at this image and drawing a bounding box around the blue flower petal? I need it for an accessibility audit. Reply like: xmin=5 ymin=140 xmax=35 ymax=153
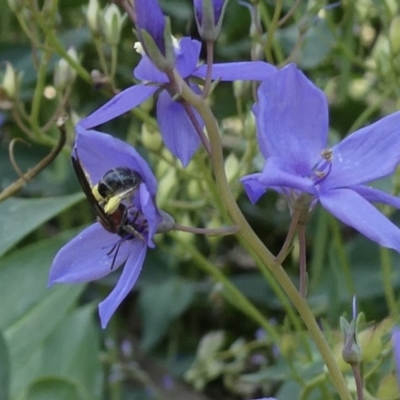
xmin=98 ymin=240 xmax=147 ymax=328
xmin=253 ymin=64 xmax=328 ymax=171
xmin=156 ymin=88 xmax=202 ymax=167
xmin=193 ymin=61 xmax=276 ymax=81
xmin=258 ymin=157 xmax=315 ymax=194
xmin=48 ymin=223 xmax=131 ymax=285
xmin=136 ymin=183 xmax=159 ymax=248
xmin=351 ymin=185 xmax=400 ymax=209
xmin=75 ymin=127 xmax=158 ymax=197
xmin=319 ymin=188 xmax=400 ymax=252
xmin=134 ymin=0 xmax=166 ymax=55
xmin=79 ymin=84 xmax=158 ymax=129
xmin=134 ymin=56 xmax=169 ymax=83
xmin=175 ymin=38 xmax=202 ymax=78
xmin=324 ymin=111 xmax=400 ymax=188
xmin=240 ymin=173 xmax=266 ymax=204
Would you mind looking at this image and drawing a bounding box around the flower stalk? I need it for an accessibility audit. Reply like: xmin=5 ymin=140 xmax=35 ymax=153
xmin=172 ymin=69 xmax=353 ymax=400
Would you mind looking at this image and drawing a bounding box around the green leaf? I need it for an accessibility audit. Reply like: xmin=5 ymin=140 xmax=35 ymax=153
xmin=0 ymin=231 xmax=86 ymax=397
xmin=40 ymin=304 xmax=101 ymax=399
xmin=25 ymin=377 xmax=86 ymax=400
xmin=0 ymin=193 xmax=84 ymax=257
xmin=0 ymin=330 xmax=10 ymax=400
xmin=139 ymin=277 xmax=195 ymax=350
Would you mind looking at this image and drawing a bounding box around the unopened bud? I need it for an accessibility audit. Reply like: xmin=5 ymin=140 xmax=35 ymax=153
xmin=141 ymin=123 xmax=162 ymax=152
xmin=102 ymin=4 xmax=126 ymax=46
xmin=2 ymin=62 xmax=19 ymax=99
xmin=340 ymin=298 xmax=362 ymax=366
xmin=54 ymin=48 xmax=78 ymax=91
xmin=86 ymin=0 xmax=101 ymax=36
xmin=7 ymin=0 xmax=24 ymax=12
xmin=224 ymin=153 xmax=239 ymax=183
xmin=389 ymin=15 xmax=400 ymax=55
xmin=193 ymin=0 xmax=228 ymax=42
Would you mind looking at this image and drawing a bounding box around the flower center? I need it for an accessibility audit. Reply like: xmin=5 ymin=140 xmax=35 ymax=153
xmin=311 ymin=148 xmax=333 ymax=185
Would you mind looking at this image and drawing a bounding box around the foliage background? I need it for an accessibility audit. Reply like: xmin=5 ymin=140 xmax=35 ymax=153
xmin=1 ymin=0 xmax=400 ymax=399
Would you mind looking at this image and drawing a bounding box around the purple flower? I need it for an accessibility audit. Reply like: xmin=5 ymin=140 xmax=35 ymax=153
xmin=80 ymin=37 xmax=276 ymax=167
xmin=48 ymin=126 xmax=160 ymax=328
xmin=193 ymin=0 xmax=228 ymax=41
xmin=251 ymin=398 xmax=277 ymax=400
xmin=392 ymin=327 xmax=400 ymax=385
xmin=134 ymin=0 xmax=166 ymax=55
xmin=241 ymin=63 xmax=400 ymax=252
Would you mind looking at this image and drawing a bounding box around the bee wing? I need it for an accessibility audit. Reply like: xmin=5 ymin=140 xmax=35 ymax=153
xmin=71 ymin=153 xmax=113 ymax=230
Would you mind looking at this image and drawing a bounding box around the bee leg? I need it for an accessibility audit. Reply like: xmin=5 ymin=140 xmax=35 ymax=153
xmin=106 ymin=241 xmax=121 ymax=270
xmin=104 ymin=195 xmax=121 ymax=214
xmin=123 ymin=224 xmax=145 ymax=242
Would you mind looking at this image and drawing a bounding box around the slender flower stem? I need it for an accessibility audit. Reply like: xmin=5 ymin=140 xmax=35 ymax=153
xmin=298 ymin=223 xmax=308 ymax=297
xmin=380 ymin=247 xmax=398 ymax=318
xmin=174 ymin=235 xmax=282 ymax=345
xmin=181 ymin=98 xmax=212 ymax=156
xmin=173 ymin=223 xmax=238 ymax=236
xmin=351 ymin=365 xmax=364 ymax=400
xmin=263 ymin=0 xmax=284 ymax=63
xmin=329 ymin=216 xmax=355 ymax=296
xmin=275 ymin=208 xmax=300 ymax=264
xmin=202 ymin=40 xmax=214 ymax=98
xmin=174 ymin=71 xmax=352 ymax=400
xmin=278 ymin=0 xmax=302 ymax=26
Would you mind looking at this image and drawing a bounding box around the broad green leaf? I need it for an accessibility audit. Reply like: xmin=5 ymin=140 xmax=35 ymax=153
xmin=139 ymin=277 xmax=195 ymax=350
xmin=0 ymin=231 xmax=86 ymax=397
xmin=24 ymin=377 xmax=86 ymax=400
xmin=0 ymin=193 xmax=84 ymax=257
xmin=40 ymin=304 xmax=101 ymax=399
xmin=0 ymin=330 xmax=10 ymax=400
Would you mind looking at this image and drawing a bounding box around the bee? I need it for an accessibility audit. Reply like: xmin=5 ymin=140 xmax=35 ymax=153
xmin=71 ymin=152 xmax=145 ymax=268
xmin=92 ymin=167 xmax=143 ymax=215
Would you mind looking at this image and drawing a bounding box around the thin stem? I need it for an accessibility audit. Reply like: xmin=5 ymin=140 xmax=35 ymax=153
xmin=329 ymin=216 xmax=355 ymax=296
xmin=278 ymin=0 xmax=302 ymax=26
xmin=202 ymin=40 xmax=214 ymax=98
xmin=275 ymin=208 xmax=300 ymax=264
xmin=380 ymin=248 xmax=398 ymax=318
xmin=175 ymin=72 xmax=352 ymax=400
xmin=0 ymin=123 xmax=66 ymax=202
xmin=351 ymin=364 xmax=364 ymax=400
xmin=30 ymin=39 xmax=53 ymax=133
xmin=263 ymin=0 xmax=284 ymax=63
xmin=347 ymin=85 xmax=395 ymax=134
xmin=173 ymin=223 xmax=238 ymax=236
xmin=298 ymin=224 xmax=308 ymax=298
xmin=181 ymin=100 xmax=212 ymax=155
xmin=174 ymin=235 xmax=282 ymax=345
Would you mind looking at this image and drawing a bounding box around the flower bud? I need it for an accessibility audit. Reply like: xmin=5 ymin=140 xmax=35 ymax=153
xmin=54 ymin=48 xmax=78 ymax=91
xmin=102 ymin=4 xmax=126 ymax=46
xmin=340 ymin=298 xmax=362 ymax=366
xmin=7 ymin=0 xmax=24 ymax=12
xmin=224 ymin=153 xmax=239 ymax=183
xmin=141 ymin=123 xmax=162 ymax=152
xmin=1 ymin=62 xmax=19 ymax=99
xmin=134 ymin=0 xmax=175 ymax=72
xmin=86 ymin=0 xmax=101 ymax=36
xmin=389 ymin=15 xmax=400 ymax=55
xmin=193 ymin=0 xmax=228 ymax=42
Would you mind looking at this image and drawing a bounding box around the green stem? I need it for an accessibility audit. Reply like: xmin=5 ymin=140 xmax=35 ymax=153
xmin=30 ymin=39 xmax=53 ymax=136
xmin=175 ymin=72 xmax=352 ymax=400
xmin=260 ymin=0 xmax=285 ymax=63
xmin=329 ymin=216 xmax=355 ymax=296
xmin=174 ymin=235 xmax=282 ymax=344
xmin=380 ymin=247 xmax=398 ymax=318
xmin=347 ymin=85 xmax=395 ymax=133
